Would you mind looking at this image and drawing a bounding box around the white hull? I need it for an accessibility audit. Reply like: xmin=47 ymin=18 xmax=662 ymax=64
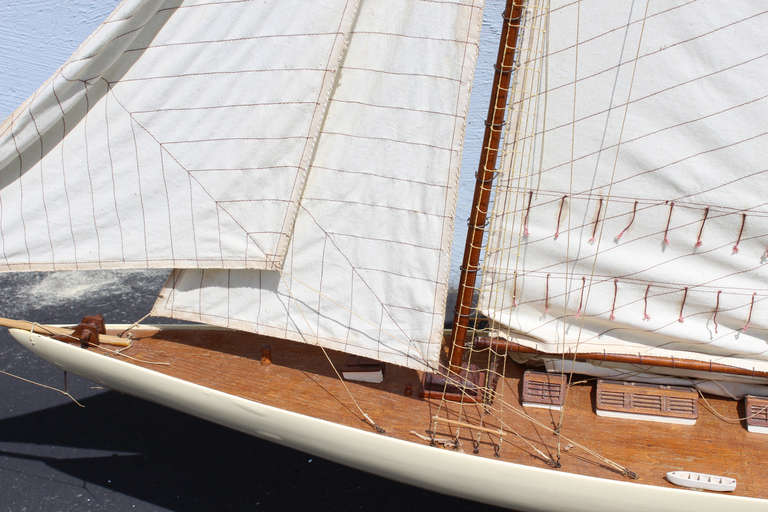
xmin=9 ymin=326 xmax=767 ymax=512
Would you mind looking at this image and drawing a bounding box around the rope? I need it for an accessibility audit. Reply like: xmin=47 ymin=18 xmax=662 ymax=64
xmin=434 ymin=363 xmax=636 ymax=478
xmin=0 ymin=368 xmax=84 ymax=408
xmin=555 ymin=0 xmax=650 ymax=463
xmin=318 ymin=345 xmax=385 ymax=433
xmin=93 ymin=342 xmax=171 ymax=366
xmin=26 ymin=319 xmax=170 ymax=366
xmin=696 ymin=386 xmax=768 ymax=424
xmin=118 ymin=311 xmax=153 ymax=337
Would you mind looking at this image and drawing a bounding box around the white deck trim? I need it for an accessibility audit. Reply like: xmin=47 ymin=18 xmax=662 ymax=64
xmin=746 ymin=424 xmax=768 ymax=434
xmin=596 ymin=409 xmax=696 ymax=425
xmin=522 ymin=402 xmax=562 ymax=411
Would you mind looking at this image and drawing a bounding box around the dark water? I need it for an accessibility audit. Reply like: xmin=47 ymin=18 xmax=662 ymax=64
xmin=0 ymin=270 xmax=506 ymax=511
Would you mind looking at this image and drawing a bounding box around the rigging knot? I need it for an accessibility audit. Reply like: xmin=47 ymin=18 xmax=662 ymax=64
xmin=363 ymin=413 xmax=385 ymax=434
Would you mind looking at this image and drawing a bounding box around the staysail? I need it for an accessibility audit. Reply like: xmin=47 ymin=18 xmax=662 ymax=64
xmin=480 ymin=0 xmax=768 ymax=372
xmin=0 ymin=0 xmax=358 ymax=271
xmin=152 ymin=0 xmax=485 ymax=371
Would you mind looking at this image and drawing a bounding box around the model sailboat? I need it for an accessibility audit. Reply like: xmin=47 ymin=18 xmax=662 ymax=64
xmin=2 ymin=0 xmax=767 ymax=510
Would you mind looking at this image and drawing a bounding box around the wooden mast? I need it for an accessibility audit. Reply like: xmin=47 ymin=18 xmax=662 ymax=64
xmin=448 ymin=0 xmax=526 ymax=372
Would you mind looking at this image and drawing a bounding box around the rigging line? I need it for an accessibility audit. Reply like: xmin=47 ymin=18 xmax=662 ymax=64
xmin=496 ymin=179 xmax=768 ymax=226
xmin=0 ymin=368 xmax=84 ymax=408
xmin=555 ymin=0 xmax=583 ymax=461
xmin=695 ymin=207 xmax=709 ymax=247
xmin=432 ymin=416 xmax=554 ymax=464
xmin=614 ymin=200 xmax=637 ymax=241
xmin=103 ymin=82 xmax=272 ymax=261
xmin=493 ymin=186 xmax=768 ymax=214
xmin=513 ymin=50 xmax=768 ymax=151
xmin=733 ymin=213 xmax=747 ymax=253
xmin=520 ymin=200 xmax=768 ymax=278
xmin=479 ymin=268 xmax=768 ymax=293
xmin=491 ymin=0 xmax=542 ymax=321
xmin=426 ymin=0 xmax=481 ymax=367
xmin=480 ymin=0 xmax=554 ymax=364
xmin=533 ymin=0 xmax=551 ymax=196
xmin=743 ymin=292 xmax=756 ymax=331
xmin=118 ymin=311 xmax=153 ymax=337
xmin=276 ymin=291 xmax=386 ymax=433
xmin=518 ymin=0 xmax=697 ymax=67
xmin=483 ymin=276 xmax=768 ymax=338
xmin=495 ymin=0 xmax=549 ymax=383
xmin=450 ymin=0 xmax=530 ymax=435
xmin=281 ymin=272 xmax=434 ymax=366
xmin=571 ymin=294 xmax=768 ymax=356
xmin=296 ymin=207 xmax=431 ymax=363
xmin=513 ymin=92 xmax=768 ymax=183
xmin=319 ymin=344 xmax=386 ymax=433
xmin=435 ymin=364 xmax=636 ymax=477
xmin=519 ymin=5 xmax=767 ymax=105
xmin=696 ymin=386 xmax=767 ymax=424
xmin=712 ymin=290 xmax=722 ymax=333
xmin=558 ymin=0 xmax=649 ymax=450
xmin=30 ymin=322 xmax=171 ymax=366
xmin=462 ymin=0 xmax=546 ymax=451
xmin=91 ymin=341 xmax=171 ymax=366
xmin=513 ymin=276 xmax=767 ymax=344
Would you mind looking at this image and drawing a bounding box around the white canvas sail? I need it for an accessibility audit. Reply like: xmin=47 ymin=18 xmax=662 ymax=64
xmin=480 ymin=0 xmax=768 ymax=372
xmin=152 ymin=0 xmax=485 ymax=371
xmin=0 ymin=0 xmax=359 ymax=271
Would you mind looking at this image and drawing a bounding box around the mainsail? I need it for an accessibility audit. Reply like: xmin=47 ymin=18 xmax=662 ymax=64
xmin=479 ymin=0 xmax=768 ymax=372
xmin=0 ymin=0 xmax=359 ymax=270
xmin=153 ymin=0 xmax=485 ymax=371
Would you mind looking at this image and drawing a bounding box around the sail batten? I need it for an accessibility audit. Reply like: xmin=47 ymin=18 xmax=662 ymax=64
xmin=0 ymin=0 xmax=361 ymax=271
xmin=153 ymin=0 xmax=485 ymax=371
xmin=479 ymin=0 xmax=768 ymax=373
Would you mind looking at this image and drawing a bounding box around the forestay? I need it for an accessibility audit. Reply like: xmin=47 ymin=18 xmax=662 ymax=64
xmin=152 ymin=0 xmax=485 ymax=371
xmin=480 ymin=1 xmax=768 ymax=372
xmin=0 ymin=0 xmax=358 ymax=271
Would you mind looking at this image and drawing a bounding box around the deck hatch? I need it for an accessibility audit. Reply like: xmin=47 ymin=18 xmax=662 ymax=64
xmin=745 ymin=395 xmax=768 ymax=433
xmin=521 ymin=370 xmax=566 ymax=409
xmin=596 ymin=380 xmax=698 ymax=422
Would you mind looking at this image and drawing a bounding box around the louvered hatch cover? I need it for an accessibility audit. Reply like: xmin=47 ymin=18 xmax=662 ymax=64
xmin=745 ymin=395 xmax=768 ymax=432
xmin=522 ymin=370 xmax=566 ymax=407
xmin=596 ymin=380 xmax=698 ymax=421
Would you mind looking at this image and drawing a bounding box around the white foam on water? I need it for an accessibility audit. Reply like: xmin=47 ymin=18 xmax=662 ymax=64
xmin=18 ymin=270 xmax=169 ymax=308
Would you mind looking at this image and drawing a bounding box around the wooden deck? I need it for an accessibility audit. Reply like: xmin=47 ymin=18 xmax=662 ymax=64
xmin=93 ymin=326 xmax=767 ymax=500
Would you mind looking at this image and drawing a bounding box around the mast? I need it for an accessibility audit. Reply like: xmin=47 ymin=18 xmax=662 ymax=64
xmin=448 ymin=0 xmax=526 ymax=372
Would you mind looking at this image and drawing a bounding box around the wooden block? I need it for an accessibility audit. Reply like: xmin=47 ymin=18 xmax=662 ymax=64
xmin=596 ymin=379 xmax=697 ymax=425
xmin=521 ymin=370 xmax=565 ymax=410
xmin=745 ymin=395 xmax=768 ymax=434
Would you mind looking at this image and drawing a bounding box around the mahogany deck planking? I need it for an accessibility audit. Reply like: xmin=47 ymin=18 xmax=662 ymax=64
xmin=93 ymin=327 xmax=767 ymax=499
